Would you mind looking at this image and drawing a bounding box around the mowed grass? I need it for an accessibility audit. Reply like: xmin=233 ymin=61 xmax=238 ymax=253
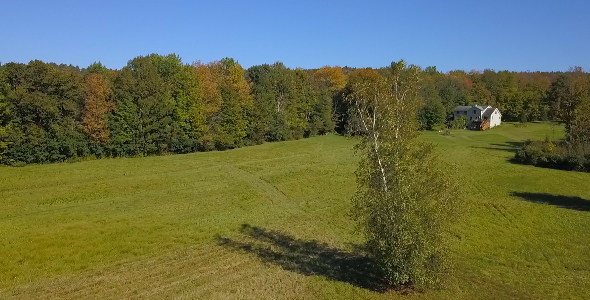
xmin=1 ymin=122 xmax=589 ymax=299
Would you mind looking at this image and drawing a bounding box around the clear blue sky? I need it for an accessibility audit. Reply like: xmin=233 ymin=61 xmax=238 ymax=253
xmin=1 ymin=0 xmax=589 ymax=72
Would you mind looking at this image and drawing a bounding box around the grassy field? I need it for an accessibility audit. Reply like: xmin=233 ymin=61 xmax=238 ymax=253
xmin=1 ymin=122 xmax=589 ymax=299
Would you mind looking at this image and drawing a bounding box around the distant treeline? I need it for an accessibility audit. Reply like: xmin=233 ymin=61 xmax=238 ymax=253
xmin=0 ymin=54 xmax=588 ymax=165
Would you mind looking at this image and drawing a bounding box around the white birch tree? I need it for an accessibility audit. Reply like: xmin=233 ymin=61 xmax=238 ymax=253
xmin=347 ymin=61 xmax=461 ymax=289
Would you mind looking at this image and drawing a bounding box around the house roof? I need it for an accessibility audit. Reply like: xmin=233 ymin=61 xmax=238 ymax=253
xmin=483 ymin=107 xmax=502 ymax=118
xmin=454 ymin=105 xmax=490 ymax=112
xmin=454 ymin=106 xmax=472 ymax=112
xmin=482 ymin=107 xmax=495 ymax=118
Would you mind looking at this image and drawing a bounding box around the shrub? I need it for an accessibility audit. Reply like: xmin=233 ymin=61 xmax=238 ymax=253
xmin=449 ymin=116 xmax=467 ymax=129
xmin=514 ymin=140 xmax=590 ymax=172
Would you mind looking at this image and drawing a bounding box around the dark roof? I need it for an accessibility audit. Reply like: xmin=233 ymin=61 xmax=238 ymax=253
xmin=482 ymin=107 xmax=494 ymax=118
xmin=452 ymin=105 xmax=502 ymax=118
xmin=454 ymin=106 xmax=472 ymax=112
xmin=483 ymin=107 xmax=502 ymax=118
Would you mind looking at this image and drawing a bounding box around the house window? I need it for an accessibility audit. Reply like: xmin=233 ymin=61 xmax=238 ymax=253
xmin=474 ymin=110 xmax=476 ymax=114
xmin=470 ymin=117 xmax=472 ymax=120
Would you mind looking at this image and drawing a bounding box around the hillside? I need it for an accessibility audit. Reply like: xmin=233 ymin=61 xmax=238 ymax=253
xmin=1 ymin=122 xmax=589 ymax=299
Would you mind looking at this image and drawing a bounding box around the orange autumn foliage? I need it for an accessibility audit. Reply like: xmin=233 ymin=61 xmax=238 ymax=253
xmin=347 ymin=68 xmax=382 ymax=86
xmin=193 ymin=61 xmax=223 ymax=115
xmin=82 ymin=73 xmax=114 ymax=143
xmin=313 ymin=66 xmax=347 ymax=92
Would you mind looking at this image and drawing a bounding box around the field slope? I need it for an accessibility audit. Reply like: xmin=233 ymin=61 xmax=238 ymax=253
xmin=1 ymin=122 xmax=589 ymax=299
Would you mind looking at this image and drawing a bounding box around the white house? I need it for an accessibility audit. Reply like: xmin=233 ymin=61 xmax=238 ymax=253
xmin=453 ymin=105 xmax=502 ymax=129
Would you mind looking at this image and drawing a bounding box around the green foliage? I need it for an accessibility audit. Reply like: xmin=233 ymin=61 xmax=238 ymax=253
xmin=214 ymin=58 xmax=252 ymax=149
xmin=85 ymin=61 xmax=112 ymax=80
xmin=545 ymin=68 xmax=590 ymax=143
xmin=515 ymin=139 xmax=590 ymax=172
xmin=108 ymin=55 xmax=177 ymax=156
xmin=437 ymin=76 xmax=471 ymax=114
xmin=291 ymin=69 xmax=315 ymax=138
xmin=348 ymin=60 xmax=461 ymax=289
xmin=418 ymin=99 xmax=446 ymax=130
xmin=246 ymin=64 xmax=276 ymax=143
xmin=1 ymin=61 xmax=88 ymax=164
xmin=0 ymin=75 xmax=9 ymax=159
xmin=0 ymin=55 xmax=585 ymax=166
xmin=338 ymin=68 xmax=383 ymax=135
xmin=247 ymin=63 xmax=328 ymax=143
xmin=520 ymin=110 xmax=528 ymax=123
xmin=449 ymin=115 xmax=467 ymax=129
xmin=309 ymin=88 xmax=335 ymax=136
xmin=168 ymin=64 xmax=206 ymax=153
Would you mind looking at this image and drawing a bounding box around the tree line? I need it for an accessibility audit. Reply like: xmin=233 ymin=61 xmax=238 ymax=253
xmin=513 ymin=67 xmax=590 ymax=172
xmin=0 ymin=54 xmax=587 ymax=165
xmin=414 ymin=66 xmax=590 ymax=133
xmin=0 ymin=55 xmax=337 ymax=165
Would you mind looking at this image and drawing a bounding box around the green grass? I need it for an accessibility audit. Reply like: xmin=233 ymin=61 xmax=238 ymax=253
xmin=1 ymin=122 xmax=589 ymax=299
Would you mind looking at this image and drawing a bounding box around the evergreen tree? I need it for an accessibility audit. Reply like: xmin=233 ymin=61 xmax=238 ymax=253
xmin=247 ymin=64 xmax=276 ymax=143
xmin=310 ymin=66 xmax=343 ymax=135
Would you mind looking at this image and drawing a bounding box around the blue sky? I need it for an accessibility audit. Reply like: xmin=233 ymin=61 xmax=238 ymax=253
xmin=1 ymin=0 xmax=589 ymax=72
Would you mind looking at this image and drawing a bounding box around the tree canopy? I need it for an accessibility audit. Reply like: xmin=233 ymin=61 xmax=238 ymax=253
xmin=0 ymin=55 xmax=588 ymax=165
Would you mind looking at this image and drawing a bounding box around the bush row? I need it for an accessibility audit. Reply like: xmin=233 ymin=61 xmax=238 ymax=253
xmin=514 ymin=140 xmax=590 ymax=172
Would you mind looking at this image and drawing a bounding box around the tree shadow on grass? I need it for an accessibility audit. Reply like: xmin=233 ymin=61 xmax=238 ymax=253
xmin=471 ymin=141 xmax=524 ymax=153
xmin=511 ymin=192 xmax=590 ymax=211
xmin=216 ymin=224 xmax=389 ymax=292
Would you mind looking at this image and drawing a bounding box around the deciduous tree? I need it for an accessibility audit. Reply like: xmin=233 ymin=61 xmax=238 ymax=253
xmin=348 ymin=60 xmax=460 ymax=289
xmin=109 ymin=55 xmax=176 ymax=156
xmin=82 ymin=73 xmax=113 ymax=143
xmin=312 ymin=66 xmax=347 ymax=92
xmin=546 ymin=67 xmax=590 ymax=142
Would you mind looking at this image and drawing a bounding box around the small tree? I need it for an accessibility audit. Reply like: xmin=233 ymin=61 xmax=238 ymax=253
xmin=347 ymin=60 xmax=461 ymax=289
xmin=449 ymin=115 xmax=467 ymax=129
xmin=418 ymin=99 xmax=445 ymax=130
